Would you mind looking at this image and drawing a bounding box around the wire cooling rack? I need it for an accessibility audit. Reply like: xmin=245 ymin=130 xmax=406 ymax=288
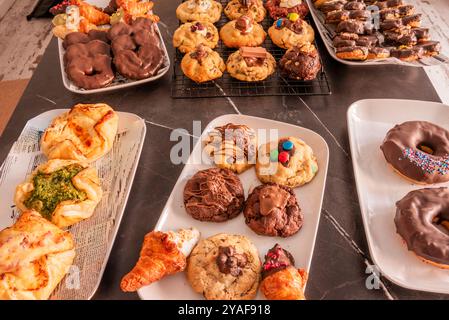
xmin=171 ymin=0 xmax=332 ymax=98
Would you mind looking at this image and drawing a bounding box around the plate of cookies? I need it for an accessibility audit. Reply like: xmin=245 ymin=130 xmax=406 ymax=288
xmin=348 ymin=99 xmax=449 ymax=294
xmin=307 ymin=0 xmax=449 ymax=66
xmin=0 ymin=104 xmax=146 ymax=299
xmin=52 ymin=0 xmax=170 ymax=94
xmin=171 ymin=0 xmax=331 ymax=98
xmin=125 ymin=114 xmax=329 ymax=300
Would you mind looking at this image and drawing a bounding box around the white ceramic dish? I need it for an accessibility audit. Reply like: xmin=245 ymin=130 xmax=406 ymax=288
xmin=347 ymin=99 xmax=449 ymax=294
xmin=0 ymin=109 xmax=146 ymax=299
xmin=58 ymin=0 xmax=170 ymax=94
xmin=138 ymin=114 xmax=329 ymax=300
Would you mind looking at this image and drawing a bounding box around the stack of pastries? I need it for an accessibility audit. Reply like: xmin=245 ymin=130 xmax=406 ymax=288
xmin=173 ymin=0 xmax=322 ymax=83
xmin=0 ymin=103 xmax=119 ymax=300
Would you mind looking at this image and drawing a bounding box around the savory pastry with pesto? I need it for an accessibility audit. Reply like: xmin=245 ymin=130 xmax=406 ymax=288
xmin=41 ymin=103 xmax=119 ymax=162
xmin=14 ymin=159 xmax=103 ymax=228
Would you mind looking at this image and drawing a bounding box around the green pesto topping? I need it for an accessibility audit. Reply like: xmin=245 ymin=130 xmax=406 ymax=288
xmin=24 ymin=164 xmax=87 ymax=219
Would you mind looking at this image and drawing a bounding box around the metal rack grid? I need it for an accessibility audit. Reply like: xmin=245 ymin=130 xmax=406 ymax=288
xmin=171 ymin=0 xmax=332 ymax=98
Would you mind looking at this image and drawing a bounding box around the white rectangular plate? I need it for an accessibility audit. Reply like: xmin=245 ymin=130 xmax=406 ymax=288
xmin=138 ymin=114 xmax=329 ymax=300
xmin=347 ymin=99 xmax=449 ymax=294
xmin=0 ymin=109 xmax=146 ymax=299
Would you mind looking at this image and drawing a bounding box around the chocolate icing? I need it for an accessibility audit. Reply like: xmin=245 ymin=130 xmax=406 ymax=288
xmin=277 ymin=18 xmax=304 ymax=34
xmin=395 ymin=188 xmax=449 ymax=265
xmin=398 ymin=4 xmax=414 ymax=16
xmin=262 ymin=244 xmax=295 ymax=279
xmin=320 ymin=0 xmax=347 ymax=13
xmin=402 ymin=13 xmax=421 ymax=27
xmin=349 ymin=9 xmax=370 ymax=21
xmin=386 ymin=0 xmax=403 ymax=7
xmin=216 ymin=246 xmax=248 ymax=276
xmin=380 ymin=8 xmax=399 ymax=21
xmin=356 ymin=35 xmax=379 ymax=47
xmin=412 ymin=27 xmax=429 ymax=42
xmin=183 ymin=168 xmax=244 ymax=222
xmin=380 ymin=121 xmax=449 ymax=184
xmin=416 ymin=41 xmax=441 ymax=56
xmin=344 ymin=1 xmax=366 ymax=11
xmin=390 ymin=46 xmax=423 ymax=60
xmin=326 ymin=10 xmax=349 ymax=24
xmin=380 ymin=19 xmax=403 ymax=31
xmin=243 ymin=183 xmax=303 ymax=237
xmin=333 ymin=37 xmax=356 ymax=47
xmin=279 ymin=45 xmax=321 ymax=80
xmin=336 ymin=19 xmax=366 ymax=34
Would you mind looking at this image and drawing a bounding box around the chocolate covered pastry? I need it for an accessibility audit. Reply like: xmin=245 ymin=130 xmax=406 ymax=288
xmin=325 ymin=10 xmax=350 ymax=24
xmin=344 ymin=1 xmax=366 ymax=10
xmin=279 ymin=43 xmax=321 ymax=80
xmin=320 ymin=0 xmax=347 ymax=13
xmin=336 ymin=19 xmax=366 ymax=34
xmin=390 ymin=45 xmax=423 ymax=61
xmin=416 ymin=40 xmax=441 ymax=56
xmin=336 ymin=45 xmax=369 ymax=60
xmin=265 ymin=0 xmax=310 ymax=20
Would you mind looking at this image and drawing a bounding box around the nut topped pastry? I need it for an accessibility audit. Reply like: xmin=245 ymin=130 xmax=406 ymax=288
xmin=41 ymin=103 xmax=119 ymax=162
xmin=220 ymin=15 xmax=267 ymax=48
xmin=176 ymin=0 xmax=223 ymax=23
xmin=224 ymin=0 xmax=267 ymax=22
xmin=227 ymin=47 xmax=276 ymax=82
xmin=173 ymin=21 xmax=219 ymax=53
xmin=181 ymin=44 xmax=226 ymax=83
xmin=279 ymin=43 xmax=321 ymax=80
xmin=268 ymin=15 xmax=315 ymax=49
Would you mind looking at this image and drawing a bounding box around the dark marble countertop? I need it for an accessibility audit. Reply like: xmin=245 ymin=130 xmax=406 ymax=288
xmin=0 ymin=0 xmax=446 ymax=300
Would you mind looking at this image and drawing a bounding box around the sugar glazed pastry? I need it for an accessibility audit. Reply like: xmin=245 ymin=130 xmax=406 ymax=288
xmin=220 ymin=15 xmax=267 ymax=48
xmin=173 ymin=21 xmax=219 ymax=53
xmin=244 ymin=183 xmax=304 ymax=237
xmin=121 ymin=228 xmax=200 ymax=291
xmin=186 ymin=233 xmax=261 ymax=300
xmin=259 ymin=244 xmax=307 ymax=300
xmin=183 ymin=167 xmax=245 ymax=222
xmin=279 ymin=43 xmax=321 ymax=80
xmin=203 ymin=123 xmax=257 ymax=174
xmin=224 ymin=0 xmax=267 ymax=23
xmin=256 ymin=137 xmax=318 ymax=188
xmin=227 ymin=47 xmax=276 ymax=82
xmin=41 ymin=103 xmax=119 ymax=162
xmin=380 ymin=121 xmax=449 ymax=184
xmin=0 ymin=211 xmax=75 ymax=300
xmin=265 ymin=0 xmax=310 ymax=20
xmin=181 ymin=44 xmax=226 ymax=83
xmin=14 ymin=159 xmax=103 ymax=228
xmin=176 ymin=0 xmax=223 ymax=23
xmin=395 ymin=188 xmax=449 ymax=269
xmin=268 ymin=15 xmax=315 ymax=49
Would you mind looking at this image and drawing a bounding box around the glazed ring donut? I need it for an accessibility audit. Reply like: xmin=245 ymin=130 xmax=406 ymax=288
xmin=395 ymin=187 xmax=449 ymax=269
xmin=381 ymin=121 xmax=449 ymax=184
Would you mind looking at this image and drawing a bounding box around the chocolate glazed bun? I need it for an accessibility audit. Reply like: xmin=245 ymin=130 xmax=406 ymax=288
xmin=380 ymin=121 xmax=449 ymax=184
xmin=395 ymin=188 xmax=449 ymax=268
xmin=183 ymin=168 xmax=244 ymax=222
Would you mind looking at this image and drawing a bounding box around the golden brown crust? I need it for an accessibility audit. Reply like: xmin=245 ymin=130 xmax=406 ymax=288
xmin=260 ymin=267 xmax=307 ymax=300
xmin=173 ymin=22 xmax=219 ymax=53
xmin=176 ymin=0 xmax=223 ymax=23
xmin=226 ymin=49 xmax=276 ymax=82
xmin=181 ymin=47 xmax=226 ymax=83
xmin=220 ymin=20 xmax=267 ymax=48
xmin=224 ymin=0 xmax=266 ymax=22
xmin=41 ymin=103 xmax=119 ymax=162
xmin=268 ymin=19 xmax=315 ymax=49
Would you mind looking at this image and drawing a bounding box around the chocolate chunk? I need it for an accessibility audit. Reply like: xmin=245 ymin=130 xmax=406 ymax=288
xmin=216 ymin=246 xmax=248 ymax=277
xmin=235 ymin=15 xmax=253 ymax=34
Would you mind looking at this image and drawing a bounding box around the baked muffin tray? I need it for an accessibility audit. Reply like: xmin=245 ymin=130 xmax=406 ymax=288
xmin=348 ymin=99 xmax=449 ymax=294
xmin=138 ymin=114 xmax=329 ymax=299
xmin=171 ymin=0 xmax=331 ymax=98
xmin=306 ymin=0 xmax=449 ymax=66
xmin=0 ymin=109 xmax=146 ymax=299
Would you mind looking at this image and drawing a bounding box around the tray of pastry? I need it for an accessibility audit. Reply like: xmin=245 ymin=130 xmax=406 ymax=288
xmin=126 ymin=114 xmax=329 ymax=299
xmin=0 ymin=104 xmax=146 ymax=299
xmin=171 ymin=0 xmax=331 ymax=98
xmin=306 ymin=0 xmax=449 ymax=66
xmin=348 ymin=99 xmax=449 ymax=294
xmin=52 ymin=0 xmax=170 ymax=94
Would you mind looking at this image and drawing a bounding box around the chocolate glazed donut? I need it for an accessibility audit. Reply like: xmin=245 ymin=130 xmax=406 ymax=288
xmin=395 ymin=188 xmax=449 ymax=268
xmin=380 ymin=121 xmax=449 ymax=184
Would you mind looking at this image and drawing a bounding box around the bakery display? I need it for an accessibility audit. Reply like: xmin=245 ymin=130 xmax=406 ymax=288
xmin=203 ymin=123 xmax=257 ymax=174
xmin=14 ymin=159 xmax=103 ymax=228
xmin=224 ymin=0 xmax=267 ymax=23
xmin=121 ymin=228 xmax=200 ymax=291
xmin=176 ymin=0 xmax=223 ymax=23
xmin=183 ymin=167 xmax=245 ymax=222
xmin=0 ymin=211 xmax=75 ymax=300
xmin=181 ymin=44 xmax=226 ymax=82
xmin=256 ymin=136 xmax=318 ymax=188
xmin=186 ymin=233 xmax=261 ymax=300
xmin=380 ymin=121 xmax=449 ymax=184
xmin=279 ymin=43 xmax=321 ymax=80
xmin=395 ymin=188 xmax=449 ymax=269
xmin=173 ymin=21 xmax=219 ymax=53
xmin=265 ymin=0 xmax=309 ymax=20
xmin=41 ymin=103 xmax=118 ymax=162
xmin=268 ymin=15 xmax=315 ymax=49
xmin=259 ymin=244 xmax=307 ymax=300
xmin=243 ymin=183 xmax=303 ymax=237
xmin=220 ymin=15 xmax=267 ymax=48
xmin=227 ymin=47 xmax=276 ymax=81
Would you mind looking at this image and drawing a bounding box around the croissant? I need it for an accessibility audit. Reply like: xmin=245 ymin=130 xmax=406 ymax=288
xmin=259 ymin=244 xmax=308 ymax=300
xmin=116 ymin=0 xmax=159 ymax=23
xmin=120 ymin=228 xmax=200 ymax=292
xmin=71 ymin=0 xmax=110 ymax=25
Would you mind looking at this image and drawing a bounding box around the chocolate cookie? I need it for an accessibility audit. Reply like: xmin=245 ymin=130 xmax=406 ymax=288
xmin=183 ymin=168 xmax=244 ymax=222
xmin=279 ymin=43 xmax=321 ymax=80
xmin=243 ymin=183 xmax=303 ymax=237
